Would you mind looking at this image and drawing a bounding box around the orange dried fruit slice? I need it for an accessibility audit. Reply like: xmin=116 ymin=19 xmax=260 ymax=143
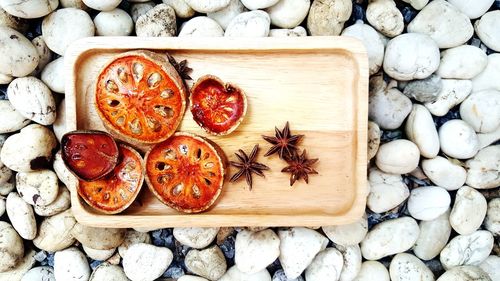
xmin=78 ymin=144 xmax=144 ymax=214
xmin=95 ymin=50 xmax=187 ymax=145
xmin=61 ymin=130 xmax=119 ymax=181
xmin=191 ymin=75 xmax=247 ymax=135
xmin=144 ymin=132 xmax=226 ymax=213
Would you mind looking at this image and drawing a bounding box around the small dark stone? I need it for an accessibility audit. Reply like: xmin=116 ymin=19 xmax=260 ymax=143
xmin=220 ymin=235 xmax=236 ymax=261
xmin=151 ymin=228 xmax=174 ymax=249
xmin=367 ymin=203 xmax=408 ymax=229
xmin=30 ymin=156 xmax=52 ymax=170
xmin=433 ymin=106 xmax=461 ymax=129
xmin=46 ymin=252 xmax=55 ymax=267
xmin=162 ymin=263 xmax=185 ymax=278
xmin=401 ymin=6 xmax=418 ymax=23
xmin=90 ymin=260 xmax=103 ymax=270
xmin=266 ymin=259 xmax=283 ymax=277
xmin=348 ymin=4 xmax=366 ymax=25
xmin=25 ymin=19 xmax=43 ymax=40
xmin=0 ymin=85 xmax=7 ymax=100
xmin=424 ymin=259 xmax=445 ymax=277
xmin=380 ymin=129 xmax=404 ymax=142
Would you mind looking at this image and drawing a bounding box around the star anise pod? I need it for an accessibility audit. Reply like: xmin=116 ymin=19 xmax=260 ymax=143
xmin=282 ymin=150 xmax=318 ymax=186
xmin=230 ymin=144 xmax=270 ymax=190
xmin=262 ymin=122 xmax=303 ymax=160
xmin=166 ymin=53 xmax=193 ymax=80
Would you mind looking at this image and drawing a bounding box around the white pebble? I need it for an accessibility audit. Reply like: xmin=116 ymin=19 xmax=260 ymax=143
xmin=439 ymin=120 xmax=479 ymax=159
xmin=450 ymin=186 xmax=487 ymax=235
xmin=436 ymin=266 xmax=491 ymax=281
xmin=322 ymin=214 xmax=368 ymax=246
xmin=389 ymin=253 xmax=434 ymax=281
xmin=130 ymin=2 xmax=155 ymax=23
xmin=162 ymin=0 xmax=195 ymax=18
xmin=407 ymin=186 xmax=451 ymax=221
xmin=208 ymin=0 xmax=247 ymax=29
xmin=94 ymin=9 xmax=134 ymax=36
xmin=82 ymin=246 xmax=116 ymax=261
xmin=307 ymin=0 xmax=352 ymax=36
xmin=54 ymin=247 xmax=91 ymax=281
xmin=42 ymin=8 xmax=95 ymax=56
xmin=123 ymin=243 xmax=173 ymax=281
xmin=0 ymin=0 xmax=58 ymax=18
xmin=447 ymin=0 xmax=495 ymax=19
xmin=33 ymin=209 xmax=76 ymax=252
xmin=405 ymin=104 xmax=440 ymax=158
xmin=30 ymin=36 xmax=52 ymax=76
xmin=241 ymin=0 xmax=279 ymax=10
xmin=338 ymin=244 xmax=362 ymax=281
xmin=383 ymin=33 xmax=440 ymax=81
xmin=219 ymin=265 xmax=271 ymax=281
xmin=82 ymin=0 xmax=121 ymax=11
xmin=422 ymin=156 xmax=466 ymax=190
xmin=21 ymin=266 xmax=55 ymax=281
xmin=135 ymin=4 xmax=177 ymax=37
xmin=0 ymin=221 xmax=24 ymax=272
xmin=376 ymin=140 xmax=420 ymax=174
xmin=484 ymin=198 xmax=499 ymax=235
xmin=424 ymin=79 xmax=472 ymax=117
xmin=366 ymin=0 xmax=403 ymax=37
xmin=475 ymin=10 xmax=500 ymax=52
xmin=304 ymin=248 xmax=344 ymax=281
xmin=0 ymin=100 xmax=30 ymax=134
xmin=413 ymin=210 xmax=451 ymax=260
xmin=235 ymin=229 xmax=280 ymax=274
xmin=89 ymin=263 xmax=128 ymax=281
xmin=41 ymin=57 xmax=65 ymax=94
xmin=173 ymin=227 xmax=219 ymax=249
xmin=0 ymin=26 xmax=39 ymax=77
xmin=408 ymin=0 xmax=473 ymax=48
xmin=269 ymin=26 xmax=307 ymax=37
xmin=266 ymin=0 xmax=310 ymax=29
xmin=352 ymin=261 xmax=389 ymax=281
xmin=460 ymin=90 xmax=500 ymax=133
xmin=278 ymin=227 xmax=328 ymax=279
xmin=472 ymin=54 xmax=500 ymax=92
xmin=117 ymin=229 xmax=151 ymax=258
xmin=225 ymin=10 xmax=270 ymax=37
xmin=367 ymin=167 xmax=409 ymax=213
xmin=437 ymin=45 xmax=488 ymax=79
xmin=184 ymin=246 xmax=227 ymax=280
xmin=6 ymin=192 xmax=37 ymax=240
xmin=16 ymin=170 xmax=59 ymax=206
xmin=369 ymin=87 xmax=412 ymax=130
xmin=34 ymin=185 xmax=71 ymax=216
xmin=179 ymin=16 xmax=224 ymax=37
xmin=440 ymin=230 xmax=493 ymax=269
xmin=361 ymin=217 xmax=420 ymax=260
xmin=184 ymin=0 xmax=231 ymax=13
xmin=479 ymin=255 xmax=500 ymax=281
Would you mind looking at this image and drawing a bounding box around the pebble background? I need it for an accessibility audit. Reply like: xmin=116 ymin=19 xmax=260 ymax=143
xmin=0 ymin=0 xmax=499 ymax=280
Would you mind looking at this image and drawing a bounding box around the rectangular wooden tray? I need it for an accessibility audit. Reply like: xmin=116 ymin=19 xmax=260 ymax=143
xmin=65 ymin=36 xmax=368 ymax=228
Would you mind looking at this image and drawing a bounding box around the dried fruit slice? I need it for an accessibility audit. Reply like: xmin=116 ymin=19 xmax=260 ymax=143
xmin=190 ymin=75 xmax=247 ymax=135
xmin=95 ymin=50 xmax=187 ymax=145
xmin=61 ymin=130 xmax=119 ymax=181
xmin=144 ymin=132 xmax=226 ymax=213
xmin=78 ymin=144 xmax=144 ymax=214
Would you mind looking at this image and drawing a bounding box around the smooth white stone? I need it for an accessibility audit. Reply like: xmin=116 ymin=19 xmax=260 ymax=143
xmin=33 ymin=209 xmax=77 ymax=252
xmin=472 ymin=54 xmax=500 ymax=92
xmin=484 ymin=198 xmax=500 ymax=235
xmin=0 ymin=0 xmax=58 ymax=18
xmin=224 ymin=10 xmax=270 ymax=37
xmin=440 ymin=230 xmax=493 ymax=270
xmin=479 ymin=255 xmax=500 ymax=281
xmin=369 ymin=87 xmax=412 ymax=130
xmin=439 ymin=120 xmax=479 ymax=159
xmin=71 ymin=223 xmax=126 ymax=250
xmin=342 ymin=20 xmax=384 ymax=75
xmin=21 ymin=266 xmax=55 ymax=281
xmin=389 ymin=253 xmax=434 ymax=281
xmin=475 ymin=11 xmax=500 ymax=52
xmin=135 ymin=4 xmax=177 ymax=37
xmin=54 ymin=247 xmax=91 ymax=281
xmin=173 ymin=227 xmax=219 ymax=249
xmin=422 ymin=157 xmax=466 ymax=190
xmin=437 ymin=45 xmax=488 ymax=79
xmin=7 ymin=77 xmax=56 ymax=125
xmin=304 ymin=248 xmax=344 ymax=281
xmin=338 ymin=244 xmax=362 ymax=281
xmin=376 ymin=140 xmax=420 ymax=174
xmin=322 ymin=213 xmax=368 ymax=246
xmin=0 ymin=100 xmax=30 ymax=134
xmin=123 ymin=243 xmax=173 ymax=281
xmin=408 ymin=0 xmax=473 ymax=48
xmin=42 ymin=8 xmax=94 ymax=56
xmin=179 ymin=16 xmax=224 ymax=37
xmin=405 ymin=104 xmax=440 ymax=158
xmin=219 ymin=266 xmax=271 ymax=281
xmin=41 ymin=57 xmax=65 ymax=94
xmin=94 ymin=9 xmax=134 ymax=36
xmin=353 ymin=261 xmax=389 ymax=281
xmin=269 ymin=26 xmax=307 ymax=37
xmin=184 ymin=246 xmax=227 ymax=280
xmin=0 ymin=26 xmax=39 ymax=77
xmin=278 ymin=227 xmax=328 ymax=279
xmin=82 ymin=246 xmax=116 ymax=261
xmin=450 ymin=186 xmax=487 ymax=235
xmin=162 ymin=0 xmax=195 ymax=18
xmin=407 ymin=186 xmax=451 ymax=221
xmin=117 ymin=229 xmax=151 ymax=258
xmin=413 ymin=210 xmax=451 ymax=260
xmin=6 ymin=192 xmax=37 ymax=240
xmin=383 ymin=33 xmax=440 ymax=81
xmin=360 ymin=217 xmax=420 ymax=260
xmin=460 ymin=90 xmax=500 ymax=133
xmin=184 ymin=0 xmax=231 ymax=13
xmin=266 ymin=0 xmax=311 ymax=29
xmin=130 ymin=2 xmax=155 ymax=22
xmin=241 ymin=0 xmax=279 ymax=10
xmin=235 ymin=229 xmax=280 ymax=274
xmin=82 ymin=0 xmax=121 ymax=11
xmin=0 ymin=221 xmax=24 ymax=272
xmin=208 ymin=0 xmax=247 ymax=29
xmin=436 ymin=266 xmax=491 ymax=281
xmin=367 ymin=167 xmax=409 ymax=213
xmin=89 ymin=263 xmax=128 ymax=281
xmin=448 ymin=0 xmax=495 ymax=19
xmin=30 ymin=36 xmax=51 ymax=76
xmin=425 ymin=79 xmax=472 ymax=117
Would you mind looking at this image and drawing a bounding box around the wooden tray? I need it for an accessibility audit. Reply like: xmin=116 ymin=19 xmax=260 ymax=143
xmin=65 ymin=36 xmax=368 ymax=228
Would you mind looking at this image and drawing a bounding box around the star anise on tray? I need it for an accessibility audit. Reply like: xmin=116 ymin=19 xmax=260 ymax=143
xmin=230 ymin=144 xmax=270 ymax=190
xmin=262 ymin=121 xmax=303 ymax=160
xmin=166 ymin=53 xmax=193 ymax=80
xmin=282 ymin=149 xmax=318 ymax=186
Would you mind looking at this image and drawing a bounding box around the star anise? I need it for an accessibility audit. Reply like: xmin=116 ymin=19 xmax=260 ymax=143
xmin=282 ymin=150 xmax=318 ymax=186
xmin=230 ymin=144 xmax=270 ymax=190
xmin=262 ymin=122 xmax=303 ymax=160
xmin=166 ymin=53 xmax=193 ymax=80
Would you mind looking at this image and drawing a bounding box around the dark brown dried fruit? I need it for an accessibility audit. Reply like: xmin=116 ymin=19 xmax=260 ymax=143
xmin=262 ymin=122 xmax=303 ymax=160
xmin=281 ymin=150 xmax=318 ymax=186
xmin=230 ymin=144 xmax=269 ymax=190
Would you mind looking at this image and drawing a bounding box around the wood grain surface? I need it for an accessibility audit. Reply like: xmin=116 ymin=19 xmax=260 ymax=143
xmin=65 ymin=36 xmax=368 ymax=227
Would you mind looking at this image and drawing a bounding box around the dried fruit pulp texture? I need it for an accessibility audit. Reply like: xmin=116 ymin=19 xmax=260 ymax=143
xmin=191 ymin=78 xmax=246 ymax=134
xmin=146 ymin=134 xmax=224 ymax=213
xmin=95 ymin=55 xmax=184 ymax=143
xmin=62 ymin=133 xmax=118 ymax=181
xmin=78 ymin=144 xmax=144 ymax=214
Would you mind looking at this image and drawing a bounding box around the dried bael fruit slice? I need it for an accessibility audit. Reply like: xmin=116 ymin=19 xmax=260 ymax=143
xmin=95 ymin=50 xmax=187 ymax=145
xmin=78 ymin=144 xmax=144 ymax=214
xmin=61 ymin=130 xmax=119 ymax=181
xmin=144 ymin=132 xmax=226 ymax=213
xmin=190 ymin=75 xmax=247 ymax=136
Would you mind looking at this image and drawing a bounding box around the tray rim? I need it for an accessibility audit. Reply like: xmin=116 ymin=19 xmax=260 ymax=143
xmin=65 ymin=36 xmax=369 ymax=227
